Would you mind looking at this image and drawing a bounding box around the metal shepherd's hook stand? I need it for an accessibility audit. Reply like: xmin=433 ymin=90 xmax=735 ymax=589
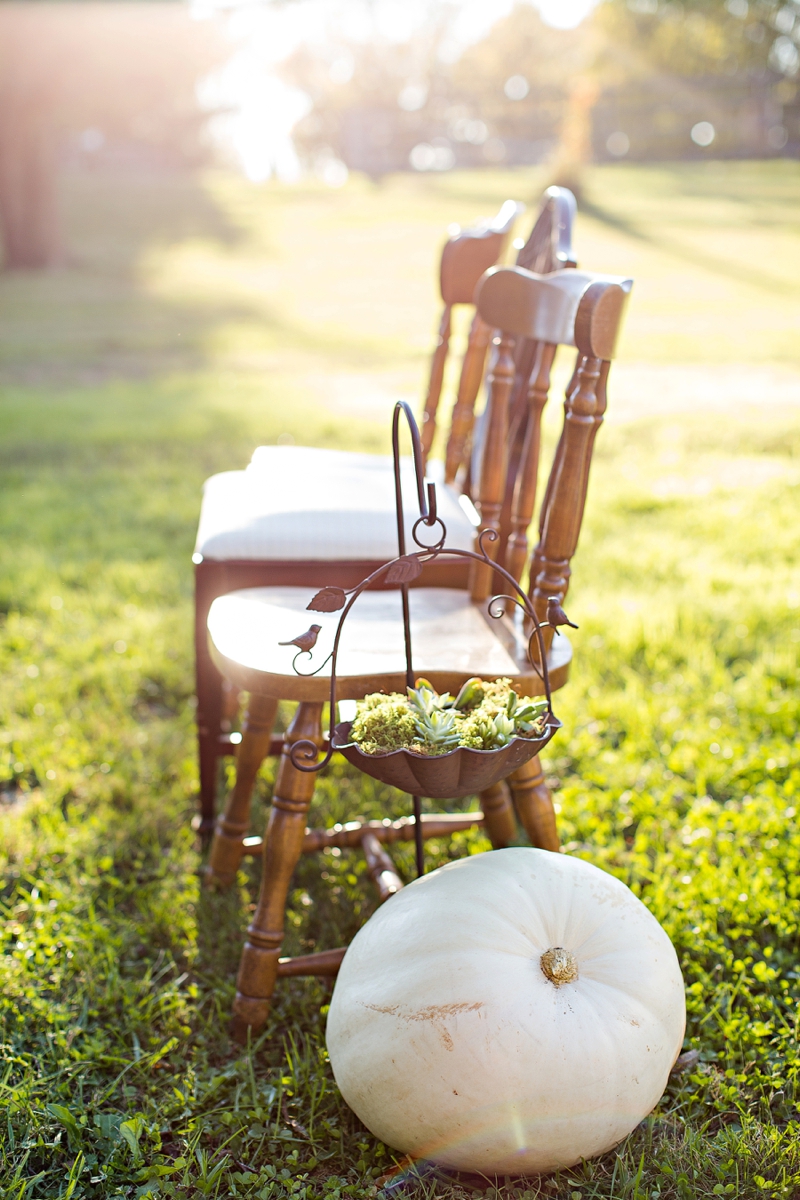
xmin=282 ymin=401 xmax=571 ymax=880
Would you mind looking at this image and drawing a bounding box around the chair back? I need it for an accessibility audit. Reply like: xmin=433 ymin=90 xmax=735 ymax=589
xmin=469 ymin=266 xmax=633 ymax=636
xmin=443 ymin=187 xmax=578 ymax=487
xmin=515 ymin=185 xmax=577 ymax=273
xmin=421 ymin=200 xmax=523 ymax=461
xmin=439 ymin=200 xmax=524 ymax=305
xmin=507 ymin=186 xmax=578 ymax=450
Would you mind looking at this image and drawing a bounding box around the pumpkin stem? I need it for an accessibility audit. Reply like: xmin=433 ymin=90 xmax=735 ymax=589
xmin=540 ymin=947 xmax=578 ymax=986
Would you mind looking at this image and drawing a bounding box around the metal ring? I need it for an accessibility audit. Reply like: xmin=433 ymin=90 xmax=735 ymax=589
xmin=412 ymin=514 xmax=446 ymax=552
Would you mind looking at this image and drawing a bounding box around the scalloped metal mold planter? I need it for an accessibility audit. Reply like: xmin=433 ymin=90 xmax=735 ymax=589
xmin=332 ymin=714 xmax=562 ymax=800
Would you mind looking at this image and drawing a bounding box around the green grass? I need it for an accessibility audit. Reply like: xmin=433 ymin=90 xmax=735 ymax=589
xmin=0 ymin=161 xmax=799 ymax=1199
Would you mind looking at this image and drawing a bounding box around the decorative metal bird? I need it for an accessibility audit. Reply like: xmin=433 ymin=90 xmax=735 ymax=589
xmin=546 ymin=596 xmax=579 ymax=630
xmin=279 ymin=624 xmax=322 ymax=653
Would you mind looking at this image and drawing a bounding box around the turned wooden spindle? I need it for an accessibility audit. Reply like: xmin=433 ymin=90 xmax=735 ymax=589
xmin=420 ymin=303 xmax=452 ymax=461
xmin=470 ymin=331 xmax=515 ymax=602
xmin=508 ymin=756 xmax=559 ymax=852
xmin=505 ymin=341 xmax=557 ymax=586
xmin=444 ymin=314 xmax=494 ymax=484
xmin=478 ymin=780 xmax=518 ymax=848
xmin=231 ymin=701 xmax=323 ymax=1040
xmin=530 ymin=353 xmax=583 ymax=557
xmin=527 ymin=278 xmax=628 ymax=643
xmin=529 ymin=355 xmax=607 ymax=649
xmin=206 ymin=693 xmax=279 ymax=887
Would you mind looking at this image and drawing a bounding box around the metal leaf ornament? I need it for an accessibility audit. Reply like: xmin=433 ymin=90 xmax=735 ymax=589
xmin=546 ymin=596 xmax=578 ymax=630
xmin=385 ymin=556 xmax=422 ymax=585
xmin=307 ymin=586 xmax=347 ymax=613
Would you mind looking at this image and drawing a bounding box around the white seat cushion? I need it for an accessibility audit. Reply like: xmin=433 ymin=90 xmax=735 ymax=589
xmin=195 ymin=446 xmax=478 ymax=562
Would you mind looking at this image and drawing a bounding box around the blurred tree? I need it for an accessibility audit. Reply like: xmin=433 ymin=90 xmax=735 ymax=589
xmin=597 ymin=0 xmax=800 ymax=81
xmin=284 ymin=5 xmax=455 ymax=177
xmin=448 ymin=6 xmax=585 ymax=137
xmin=593 ymin=0 xmax=799 ymax=159
xmin=450 ymin=5 xmax=590 ymax=189
xmin=0 ymin=3 xmax=223 ymax=270
xmin=284 ymin=3 xmax=586 ymax=177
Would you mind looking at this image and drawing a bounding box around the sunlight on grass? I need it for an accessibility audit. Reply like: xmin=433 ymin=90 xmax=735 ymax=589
xmin=0 ymin=162 xmax=798 ymax=1198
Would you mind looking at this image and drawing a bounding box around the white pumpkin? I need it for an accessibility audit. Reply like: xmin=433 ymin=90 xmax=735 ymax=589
xmin=327 ymin=848 xmax=685 ymax=1175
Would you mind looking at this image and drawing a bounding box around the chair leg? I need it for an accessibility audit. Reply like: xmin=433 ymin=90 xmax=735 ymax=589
xmin=479 ymin=780 xmax=517 ymax=848
xmin=508 ymin=755 xmax=560 ymax=851
xmin=221 ymin=680 xmax=242 ymax=729
xmin=196 ymin=583 xmax=224 ymax=843
xmin=206 ymin=693 xmax=279 ymax=888
xmin=197 ymin=673 xmax=223 ymax=843
xmin=231 ymin=701 xmax=323 ymax=1041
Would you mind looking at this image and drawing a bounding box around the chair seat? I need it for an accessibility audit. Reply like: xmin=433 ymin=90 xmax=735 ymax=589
xmin=207 ymin=586 xmax=572 ymax=702
xmin=194 ymin=447 xmax=477 ymax=563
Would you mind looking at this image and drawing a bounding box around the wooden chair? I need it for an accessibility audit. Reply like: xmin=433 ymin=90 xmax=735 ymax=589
xmin=204 ymin=265 xmax=632 ymax=1037
xmin=193 ymin=191 xmax=576 ymax=839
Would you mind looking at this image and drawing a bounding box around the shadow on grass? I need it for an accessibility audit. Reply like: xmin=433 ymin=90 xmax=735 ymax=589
xmin=580 ymin=195 xmax=796 ymax=297
xmin=0 ymin=168 xmax=409 ymax=388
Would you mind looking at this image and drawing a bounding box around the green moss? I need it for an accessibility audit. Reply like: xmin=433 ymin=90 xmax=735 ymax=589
xmin=348 ymin=692 xmax=417 ymax=755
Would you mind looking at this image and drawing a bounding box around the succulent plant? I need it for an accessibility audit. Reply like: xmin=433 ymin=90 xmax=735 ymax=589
xmin=349 ymin=678 xmax=550 ymax=756
xmin=406 ymin=681 xmax=461 ymax=751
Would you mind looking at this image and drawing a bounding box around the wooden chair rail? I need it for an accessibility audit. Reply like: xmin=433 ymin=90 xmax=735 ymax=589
xmin=276 ymin=947 xmax=347 ymax=978
xmin=239 ymin=812 xmax=485 ymax=859
xmin=362 ymin=831 xmax=403 ymax=902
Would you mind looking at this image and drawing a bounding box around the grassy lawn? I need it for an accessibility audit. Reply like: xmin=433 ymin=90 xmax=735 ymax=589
xmin=0 ymin=160 xmax=799 ymax=1199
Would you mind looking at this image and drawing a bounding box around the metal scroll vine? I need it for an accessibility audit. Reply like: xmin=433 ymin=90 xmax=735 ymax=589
xmin=282 ymin=401 xmax=571 ymax=874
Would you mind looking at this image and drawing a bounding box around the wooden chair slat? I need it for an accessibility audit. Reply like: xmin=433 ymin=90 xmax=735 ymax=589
xmin=514 ymin=186 xmax=577 ymax=274
xmin=468 ymin=332 xmax=515 ymax=602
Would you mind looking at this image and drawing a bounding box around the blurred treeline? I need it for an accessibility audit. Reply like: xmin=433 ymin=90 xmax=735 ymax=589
xmin=0 ymin=0 xmax=798 ymax=272
xmin=286 ymin=0 xmax=800 ymax=177
xmin=286 ymin=7 xmax=586 ymax=177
